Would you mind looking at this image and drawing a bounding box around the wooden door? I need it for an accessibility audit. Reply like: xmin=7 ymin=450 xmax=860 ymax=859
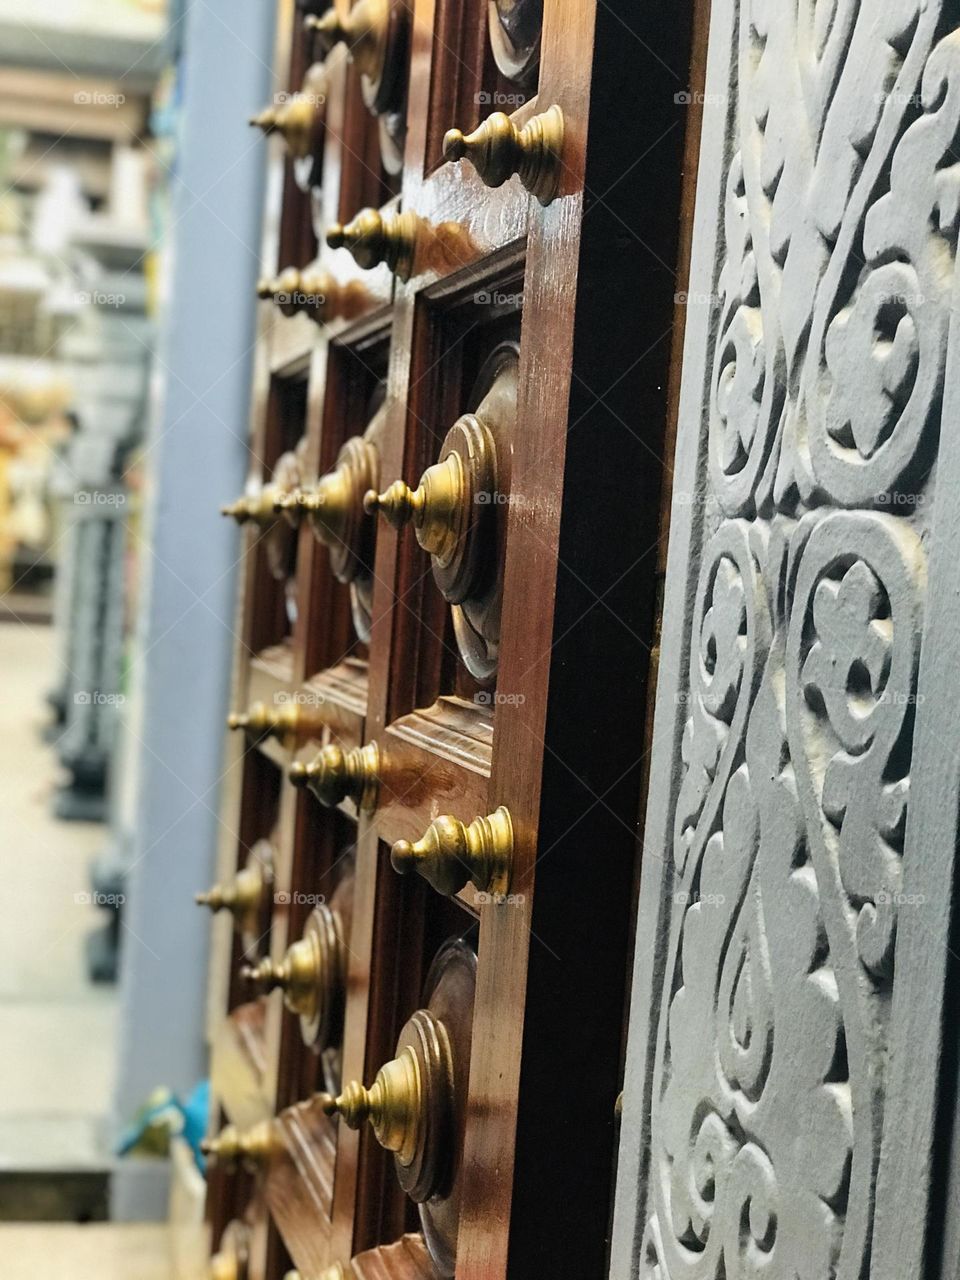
xmin=612 ymin=4 xmax=960 ymax=1280
xmin=202 ymin=1 xmax=696 ymax=1278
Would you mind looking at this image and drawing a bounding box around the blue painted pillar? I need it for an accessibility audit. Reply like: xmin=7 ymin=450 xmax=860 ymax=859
xmin=111 ymin=0 xmax=273 ymax=1218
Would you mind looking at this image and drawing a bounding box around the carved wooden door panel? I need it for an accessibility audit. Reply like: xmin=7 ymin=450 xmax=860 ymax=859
xmin=612 ymin=6 xmax=960 ymax=1280
xmin=203 ymin=1 xmax=698 ymax=1279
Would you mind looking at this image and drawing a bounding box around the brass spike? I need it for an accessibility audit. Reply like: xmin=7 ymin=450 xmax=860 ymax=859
xmin=288 ymin=742 xmax=379 ymax=811
xmin=202 ymin=1119 xmax=280 ymax=1169
xmin=196 ymin=862 xmax=265 ymax=932
xmin=273 ymin=490 xmax=302 ymax=513
xmin=304 ymin=0 xmax=387 ymax=83
xmin=242 ymin=934 xmax=324 ymax=1018
xmin=391 ymin=806 xmax=514 ymax=898
xmin=364 ymin=452 xmax=465 ymax=560
xmin=210 ymin=1249 xmax=241 ymax=1280
xmin=326 ymin=208 xmax=417 ymax=280
xmin=257 ymin=264 xmax=370 ymax=325
xmin=249 ymin=106 xmax=279 ymax=134
xmin=227 ymin=699 xmax=320 ymax=743
xmin=442 ymin=104 xmax=564 ymax=204
xmin=291 ymin=469 xmax=352 ymax=543
xmin=240 ymin=955 xmax=284 ymax=992
xmin=304 ymin=8 xmax=346 ymax=46
xmin=220 ymin=487 xmax=278 ymax=526
xmin=318 ymin=1044 xmax=422 ymax=1163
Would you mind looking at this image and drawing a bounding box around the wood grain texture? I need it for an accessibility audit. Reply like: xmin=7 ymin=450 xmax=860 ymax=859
xmin=612 ymin=1 xmax=960 ymax=1277
xmin=209 ymin=0 xmax=693 ymax=1275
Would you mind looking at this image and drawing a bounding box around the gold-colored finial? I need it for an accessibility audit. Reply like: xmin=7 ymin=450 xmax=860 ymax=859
xmin=227 ymin=700 xmax=322 ymax=744
xmin=210 ymin=1249 xmax=242 ymax=1280
xmin=221 ymin=488 xmax=278 ymax=526
xmin=195 ymin=862 xmax=266 ymax=933
xmin=326 ymin=207 xmax=417 ymax=280
xmin=442 ymin=105 xmax=564 ymax=204
xmin=304 ymin=8 xmax=346 ymax=44
xmin=304 ymin=0 xmax=388 ymax=84
xmin=201 ymin=1120 xmax=280 ymax=1170
xmin=241 ymin=934 xmax=325 ymax=1018
xmin=257 ymin=265 xmax=370 ymax=326
xmin=319 ymin=1045 xmax=422 ymax=1163
xmin=250 ymin=62 xmax=327 ymax=162
xmin=288 ymin=742 xmax=379 ymax=810
xmin=391 ymin=806 xmax=514 ymax=898
xmin=249 ymin=106 xmax=278 ymax=134
xmin=364 ymin=452 xmax=465 ymax=561
xmin=239 ymin=954 xmax=284 ymax=992
xmin=273 ymin=490 xmax=302 ymax=514
xmin=282 ymin=470 xmax=351 ymax=542
xmin=244 ymin=903 xmax=346 ymax=1047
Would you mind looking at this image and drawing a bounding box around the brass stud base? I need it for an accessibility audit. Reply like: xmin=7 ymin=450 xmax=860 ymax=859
xmin=326 ymin=208 xmax=418 ymax=280
xmin=290 ymin=741 xmax=380 ymax=811
xmin=443 ymin=104 xmax=564 ymax=204
xmin=391 ymin=806 xmax=514 ymax=898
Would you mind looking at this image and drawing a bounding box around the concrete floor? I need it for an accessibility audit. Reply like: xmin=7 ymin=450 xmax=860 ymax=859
xmin=0 ymin=1223 xmax=172 ymax=1278
xmin=0 ymin=620 xmax=117 ymax=1170
xmin=0 ymin=620 xmax=176 ymax=1275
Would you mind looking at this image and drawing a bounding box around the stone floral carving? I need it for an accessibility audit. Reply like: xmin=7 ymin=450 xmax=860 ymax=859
xmin=631 ymin=4 xmax=952 ymax=1277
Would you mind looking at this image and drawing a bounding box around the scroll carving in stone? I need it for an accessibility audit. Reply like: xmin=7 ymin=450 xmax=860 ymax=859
xmin=613 ymin=5 xmax=959 ymax=1278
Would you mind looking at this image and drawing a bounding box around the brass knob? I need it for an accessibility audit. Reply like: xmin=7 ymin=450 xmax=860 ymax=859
xmin=364 ymin=452 xmax=466 ymax=561
xmin=289 ymin=742 xmax=379 ymax=810
xmin=242 ymin=946 xmax=315 ymax=1001
xmin=210 ymin=1252 xmax=239 ymax=1280
xmin=391 ymin=806 xmax=513 ymax=898
xmin=201 ymin=1120 xmax=281 ymax=1170
xmin=305 ymin=0 xmax=388 ymax=84
xmin=280 ymin=468 xmax=355 ymax=543
xmin=319 ymin=1001 xmax=455 ymax=1203
xmin=249 ymin=92 xmax=321 ymax=161
xmin=321 ymin=1046 xmax=422 ymax=1160
xmin=221 ymin=486 xmax=279 ymax=526
xmin=227 ymin=699 xmax=322 ymax=744
xmin=239 ymin=900 xmax=345 ymax=1046
xmin=442 ymin=105 xmax=564 ymax=204
xmin=326 ymin=207 xmax=417 ymax=280
xmin=257 ymin=264 xmax=369 ymax=325
xmin=196 ymin=861 xmax=267 ymax=936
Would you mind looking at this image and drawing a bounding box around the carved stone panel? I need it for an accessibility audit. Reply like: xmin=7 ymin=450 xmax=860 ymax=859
xmin=612 ymin=6 xmax=960 ymax=1279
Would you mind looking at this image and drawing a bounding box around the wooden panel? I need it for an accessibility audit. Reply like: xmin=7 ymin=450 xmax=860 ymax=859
xmin=207 ymin=0 xmax=695 ymax=1277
